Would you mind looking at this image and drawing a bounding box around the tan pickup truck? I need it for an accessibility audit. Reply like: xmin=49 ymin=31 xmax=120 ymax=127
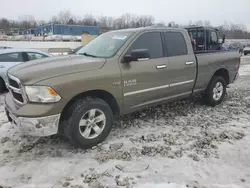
xmin=5 ymin=27 xmax=240 ymax=148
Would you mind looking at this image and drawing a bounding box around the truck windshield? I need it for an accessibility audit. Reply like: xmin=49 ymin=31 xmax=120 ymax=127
xmin=77 ymin=31 xmax=133 ymax=58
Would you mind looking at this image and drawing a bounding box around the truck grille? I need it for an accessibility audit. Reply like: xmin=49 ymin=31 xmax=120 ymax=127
xmin=8 ymin=78 xmax=20 ymax=88
xmin=8 ymin=74 xmax=26 ymax=104
xmin=11 ymin=91 xmax=24 ymax=103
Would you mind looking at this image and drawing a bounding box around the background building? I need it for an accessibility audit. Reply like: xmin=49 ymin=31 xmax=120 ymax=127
xmin=22 ymin=24 xmax=100 ymax=36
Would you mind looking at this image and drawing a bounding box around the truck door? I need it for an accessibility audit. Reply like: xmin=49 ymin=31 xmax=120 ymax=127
xmin=119 ymin=32 xmax=170 ymax=111
xmin=163 ymin=31 xmax=196 ymax=96
xmin=206 ymin=29 xmax=221 ymax=50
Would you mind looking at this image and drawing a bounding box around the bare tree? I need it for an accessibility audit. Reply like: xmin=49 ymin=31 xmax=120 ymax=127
xmin=120 ymin=13 xmax=138 ymax=28
xmin=68 ymin=18 xmax=75 ymax=25
xmin=204 ymin=20 xmax=211 ymax=27
xmin=0 ymin=18 xmax=10 ymax=29
xmin=188 ymin=20 xmax=193 ymax=26
xmin=155 ymin=22 xmax=166 ymax=27
xmin=113 ymin=18 xmax=125 ymax=29
xmin=106 ymin=17 xmax=114 ymax=28
xmin=82 ymin=14 xmax=97 ymax=26
xmin=98 ymin=16 xmax=108 ymax=28
xmin=58 ymin=10 xmax=74 ymax=24
xmin=195 ymin=20 xmax=203 ymax=26
xmin=18 ymin=15 xmax=37 ymax=29
xmin=51 ymin=10 xmax=75 ymax=25
xmin=1 ymin=11 xmax=250 ymax=39
xmin=37 ymin=20 xmax=46 ymax=26
xmin=168 ymin=21 xmax=179 ymax=28
xmin=137 ymin=15 xmax=154 ymax=27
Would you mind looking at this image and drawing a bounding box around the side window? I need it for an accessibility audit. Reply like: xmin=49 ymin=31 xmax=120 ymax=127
xmin=27 ymin=52 xmax=47 ymax=61
xmin=127 ymin=32 xmax=163 ymax=59
xmin=211 ymin=31 xmax=218 ymax=43
xmin=0 ymin=53 xmax=22 ymax=62
xmin=164 ymin=32 xmax=188 ymax=57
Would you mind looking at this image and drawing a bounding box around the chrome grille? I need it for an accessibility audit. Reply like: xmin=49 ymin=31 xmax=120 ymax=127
xmin=7 ymin=74 xmax=26 ymax=104
xmin=11 ymin=92 xmax=24 ymax=103
xmin=8 ymin=77 xmax=19 ymax=88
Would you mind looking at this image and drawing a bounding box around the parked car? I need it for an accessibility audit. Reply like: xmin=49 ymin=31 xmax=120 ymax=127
xmin=228 ymin=42 xmax=244 ymax=53
xmin=243 ymin=44 xmax=250 ymax=55
xmin=5 ymin=27 xmax=240 ymax=148
xmin=0 ymin=46 xmax=12 ymax=50
xmin=0 ymin=49 xmax=52 ymax=92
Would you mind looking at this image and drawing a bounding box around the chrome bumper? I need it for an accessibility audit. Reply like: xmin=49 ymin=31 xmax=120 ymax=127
xmin=5 ymin=108 xmax=60 ymax=137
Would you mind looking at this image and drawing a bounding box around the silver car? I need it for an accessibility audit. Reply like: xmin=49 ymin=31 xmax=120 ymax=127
xmin=0 ymin=49 xmax=52 ymax=93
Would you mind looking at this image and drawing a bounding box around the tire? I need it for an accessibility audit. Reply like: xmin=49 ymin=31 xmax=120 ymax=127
xmin=0 ymin=78 xmax=6 ymax=93
xmin=205 ymin=76 xmax=227 ymax=106
xmin=244 ymin=52 xmax=248 ymax=56
xmin=62 ymin=97 xmax=113 ymax=149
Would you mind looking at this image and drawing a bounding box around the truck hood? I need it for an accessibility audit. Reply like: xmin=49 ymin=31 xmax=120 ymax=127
xmin=8 ymin=55 xmax=106 ymax=85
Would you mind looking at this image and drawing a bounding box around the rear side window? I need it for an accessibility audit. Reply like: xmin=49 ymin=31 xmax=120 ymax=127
xmin=164 ymin=32 xmax=188 ymax=57
xmin=0 ymin=53 xmax=22 ymax=62
xmin=210 ymin=31 xmax=218 ymax=43
xmin=26 ymin=52 xmax=48 ymax=61
xmin=127 ymin=32 xmax=163 ymax=59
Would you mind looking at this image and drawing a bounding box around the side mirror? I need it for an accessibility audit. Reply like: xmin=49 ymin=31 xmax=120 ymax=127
xmin=123 ymin=49 xmax=150 ymax=63
xmin=222 ymin=34 xmax=226 ymax=44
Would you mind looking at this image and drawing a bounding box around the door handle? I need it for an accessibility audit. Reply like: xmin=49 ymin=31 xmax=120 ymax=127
xmin=156 ymin=65 xmax=167 ymax=69
xmin=185 ymin=62 xmax=194 ymax=65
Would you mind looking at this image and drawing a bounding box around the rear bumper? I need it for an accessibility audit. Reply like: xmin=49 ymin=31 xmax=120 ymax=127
xmin=244 ymin=50 xmax=250 ymax=54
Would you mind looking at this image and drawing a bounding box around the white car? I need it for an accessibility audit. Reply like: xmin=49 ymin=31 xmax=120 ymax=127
xmin=0 ymin=49 xmax=52 ymax=93
xmin=244 ymin=45 xmax=250 ymax=56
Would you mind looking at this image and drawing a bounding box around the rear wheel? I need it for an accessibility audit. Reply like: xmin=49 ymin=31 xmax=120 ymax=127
xmin=205 ymin=76 xmax=226 ymax=106
xmin=62 ymin=97 xmax=113 ymax=149
xmin=244 ymin=52 xmax=248 ymax=56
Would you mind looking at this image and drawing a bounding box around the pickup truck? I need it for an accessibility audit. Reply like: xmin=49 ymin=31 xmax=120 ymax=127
xmin=5 ymin=27 xmax=240 ymax=148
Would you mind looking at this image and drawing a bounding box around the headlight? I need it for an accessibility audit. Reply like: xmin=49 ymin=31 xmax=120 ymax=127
xmin=25 ymin=86 xmax=61 ymax=103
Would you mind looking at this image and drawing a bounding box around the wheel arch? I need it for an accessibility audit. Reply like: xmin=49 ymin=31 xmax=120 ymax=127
xmin=211 ymin=68 xmax=230 ymax=85
xmin=59 ymin=89 xmax=120 ymax=123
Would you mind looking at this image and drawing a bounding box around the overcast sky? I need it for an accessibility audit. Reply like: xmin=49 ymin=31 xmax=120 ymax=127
xmin=1 ymin=0 xmax=250 ymax=29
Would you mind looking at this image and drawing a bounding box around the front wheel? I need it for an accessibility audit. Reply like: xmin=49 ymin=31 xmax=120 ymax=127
xmin=62 ymin=98 xmax=113 ymax=149
xmin=205 ymin=76 xmax=227 ymax=106
xmin=244 ymin=52 xmax=248 ymax=56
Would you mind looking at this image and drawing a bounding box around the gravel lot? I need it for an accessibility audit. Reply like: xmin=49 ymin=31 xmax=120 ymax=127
xmin=0 ymin=56 xmax=250 ymax=188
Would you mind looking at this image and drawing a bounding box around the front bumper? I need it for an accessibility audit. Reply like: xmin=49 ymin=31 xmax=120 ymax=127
xmin=5 ymin=93 xmax=61 ymax=137
xmin=5 ymin=107 xmax=60 ymax=137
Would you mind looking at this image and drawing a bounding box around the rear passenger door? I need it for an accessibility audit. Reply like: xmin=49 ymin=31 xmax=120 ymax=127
xmin=120 ymin=32 xmax=170 ymax=111
xmin=25 ymin=52 xmax=48 ymax=61
xmin=163 ymin=31 xmax=196 ymax=96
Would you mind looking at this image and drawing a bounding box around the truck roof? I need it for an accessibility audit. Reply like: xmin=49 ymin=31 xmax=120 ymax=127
xmin=109 ymin=26 xmax=187 ymax=33
xmin=185 ymin=26 xmax=218 ymax=31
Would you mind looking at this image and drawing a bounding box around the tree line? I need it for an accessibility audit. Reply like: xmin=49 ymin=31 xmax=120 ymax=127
xmin=0 ymin=10 xmax=250 ymax=39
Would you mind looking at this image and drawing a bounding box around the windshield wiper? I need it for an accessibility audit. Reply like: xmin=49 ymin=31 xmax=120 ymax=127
xmin=79 ymin=52 xmax=98 ymax=58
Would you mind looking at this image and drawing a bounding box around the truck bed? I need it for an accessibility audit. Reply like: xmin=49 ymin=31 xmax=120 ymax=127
xmin=193 ymin=50 xmax=240 ymax=93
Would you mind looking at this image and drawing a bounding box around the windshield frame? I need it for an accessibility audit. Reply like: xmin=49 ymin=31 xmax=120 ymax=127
xmin=76 ymin=31 xmax=135 ymax=58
